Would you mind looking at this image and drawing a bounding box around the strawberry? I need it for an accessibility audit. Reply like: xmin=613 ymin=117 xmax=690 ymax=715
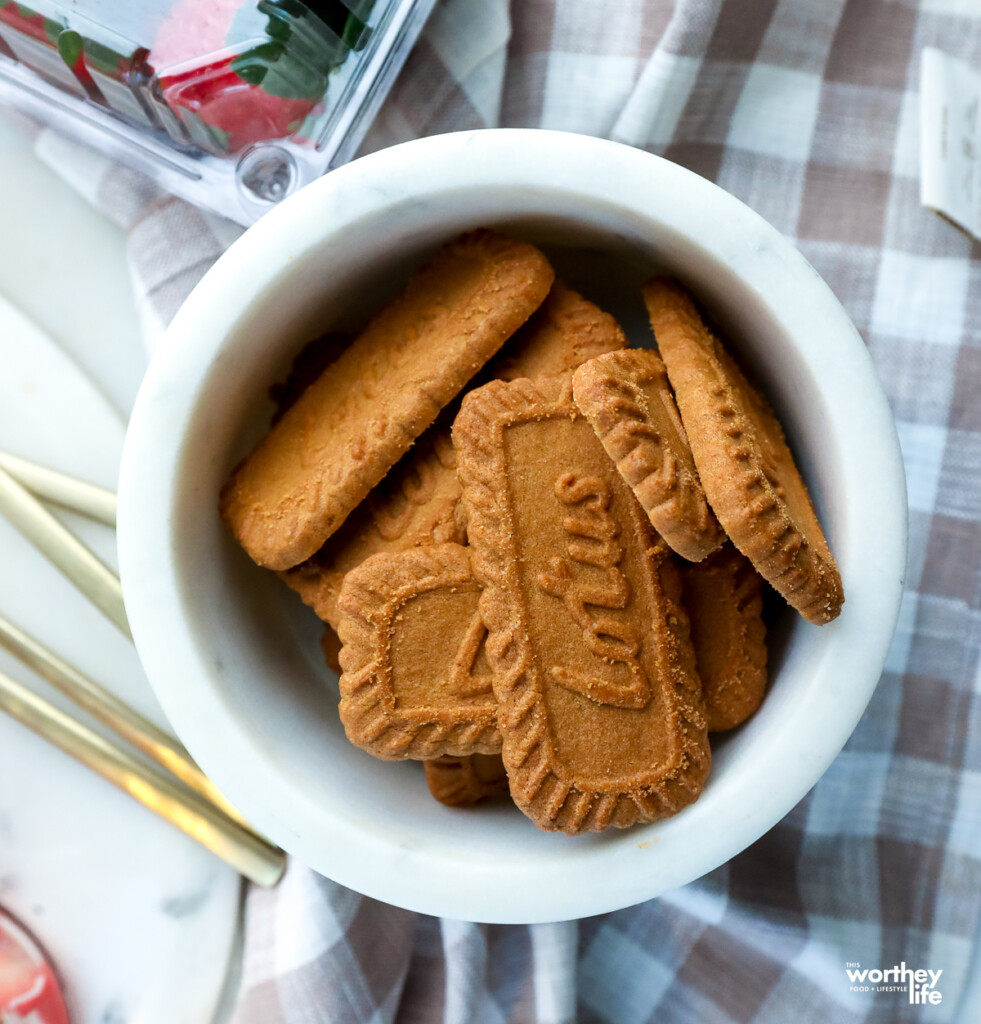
xmin=153 ymin=0 xmax=371 ymax=154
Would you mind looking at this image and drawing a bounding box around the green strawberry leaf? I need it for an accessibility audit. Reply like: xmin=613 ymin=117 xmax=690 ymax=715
xmin=57 ymin=28 xmax=83 ymax=68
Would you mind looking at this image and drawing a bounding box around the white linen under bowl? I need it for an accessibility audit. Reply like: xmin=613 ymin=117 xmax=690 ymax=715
xmin=118 ymin=129 xmax=907 ymax=923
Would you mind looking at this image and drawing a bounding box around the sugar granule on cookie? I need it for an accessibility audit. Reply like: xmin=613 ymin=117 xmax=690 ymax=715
xmin=336 ymin=543 xmax=500 ymax=761
xmin=454 ymin=374 xmax=710 ymax=835
xmin=643 ymin=277 xmax=843 ymax=625
xmin=220 ymin=229 xmax=554 ymax=571
xmin=682 ymin=545 xmax=767 ymax=731
xmin=573 ymin=347 xmax=725 ymax=562
xmin=424 ymin=753 xmax=510 ymax=807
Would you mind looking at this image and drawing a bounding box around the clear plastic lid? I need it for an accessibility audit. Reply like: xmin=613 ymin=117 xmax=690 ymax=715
xmin=0 ymin=0 xmax=436 ymax=222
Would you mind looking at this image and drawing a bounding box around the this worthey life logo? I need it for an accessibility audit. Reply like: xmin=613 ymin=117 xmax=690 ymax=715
xmin=845 ymin=962 xmax=943 ymax=1005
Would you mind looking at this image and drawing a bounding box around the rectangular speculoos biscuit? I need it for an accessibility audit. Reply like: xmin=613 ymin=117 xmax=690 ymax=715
xmin=336 ymin=543 xmax=500 ymax=761
xmin=454 ymin=375 xmax=710 ymax=834
xmin=279 ymin=281 xmax=625 ymax=626
xmin=220 ymin=230 xmax=554 ymax=571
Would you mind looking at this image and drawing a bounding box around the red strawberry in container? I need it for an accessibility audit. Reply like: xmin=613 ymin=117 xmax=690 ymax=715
xmin=0 ymin=908 xmax=70 ymax=1024
xmin=151 ymin=0 xmax=372 ymax=156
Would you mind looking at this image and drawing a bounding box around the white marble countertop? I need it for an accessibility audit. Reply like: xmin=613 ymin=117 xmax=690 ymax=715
xmin=0 ymin=113 xmax=241 ymax=1023
xmin=0 ymin=117 xmax=145 ymax=419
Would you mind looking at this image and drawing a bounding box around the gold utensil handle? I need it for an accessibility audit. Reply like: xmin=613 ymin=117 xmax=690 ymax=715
xmin=0 ymin=614 xmax=250 ymax=828
xmin=0 ymin=668 xmax=286 ymax=887
xmin=0 ymin=451 xmax=116 ymax=526
xmin=0 ymin=464 xmax=130 ymax=638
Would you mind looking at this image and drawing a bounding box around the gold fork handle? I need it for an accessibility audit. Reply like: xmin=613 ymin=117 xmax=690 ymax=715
xmin=0 ymin=668 xmax=286 ymax=887
xmin=0 ymin=451 xmax=116 ymax=527
xmin=0 ymin=614 xmax=250 ymax=828
xmin=0 ymin=464 xmax=130 ymax=638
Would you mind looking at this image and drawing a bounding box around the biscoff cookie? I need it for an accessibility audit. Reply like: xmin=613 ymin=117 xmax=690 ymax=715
xmin=683 ymin=545 xmax=767 ymax=731
xmin=221 ymin=230 xmax=554 ymax=571
xmin=275 ymin=352 xmax=463 ymax=627
xmin=643 ymin=277 xmax=843 ymax=625
xmin=424 ymin=754 xmax=509 ymax=807
xmin=279 ymin=419 xmax=465 ymax=628
xmin=337 ymin=543 xmax=500 ymax=761
xmin=454 ymin=374 xmax=710 ymax=835
xmin=279 ymin=282 xmax=625 ymax=627
xmin=489 ymin=280 xmax=627 ymax=381
xmin=572 ymin=348 xmax=725 ymax=562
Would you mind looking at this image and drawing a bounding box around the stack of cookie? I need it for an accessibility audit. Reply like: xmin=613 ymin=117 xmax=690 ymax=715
xmin=220 ymin=229 xmax=843 ymax=835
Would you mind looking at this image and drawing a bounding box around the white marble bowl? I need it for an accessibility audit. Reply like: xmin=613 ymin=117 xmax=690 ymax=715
xmin=118 ymin=129 xmax=907 ymax=923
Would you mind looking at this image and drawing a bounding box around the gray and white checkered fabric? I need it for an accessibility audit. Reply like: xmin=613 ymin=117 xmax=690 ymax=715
xmin=32 ymin=0 xmax=981 ymax=1020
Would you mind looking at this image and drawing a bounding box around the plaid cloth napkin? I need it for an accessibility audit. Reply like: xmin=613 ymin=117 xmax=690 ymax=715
xmin=29 ymin=0 xmax=981 ymax=1021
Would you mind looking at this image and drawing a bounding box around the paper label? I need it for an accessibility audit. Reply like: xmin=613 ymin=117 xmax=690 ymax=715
xmin=921 ymin=47 xmax=981 ymax=240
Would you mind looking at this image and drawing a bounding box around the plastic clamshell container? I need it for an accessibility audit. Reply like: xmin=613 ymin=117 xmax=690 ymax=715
xmin=0 ymin=0 xmax=436 ymax=223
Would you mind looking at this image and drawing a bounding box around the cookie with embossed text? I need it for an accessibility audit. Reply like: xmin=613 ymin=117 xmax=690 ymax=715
xmin=279 ymin=279 xmax=626 ymax=628
xmin=454 ymin=374 xmax=710 ymax=834
xmin=573 ymin=347 xmax=725 ymax=562
xmin=337 ymin=543 xmax=500 ymax=761
xmin=220 ymin=229 xmax=554 ymax=570
xmin=643 ymin=277 xmax=843 ymax=625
